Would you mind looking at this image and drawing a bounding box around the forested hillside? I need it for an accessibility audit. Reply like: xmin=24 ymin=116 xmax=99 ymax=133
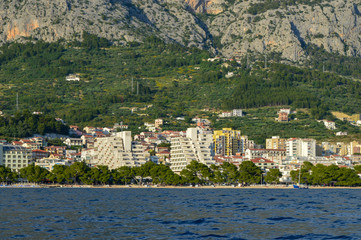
xmin=1 ymin=36 xmax=361 ymax=140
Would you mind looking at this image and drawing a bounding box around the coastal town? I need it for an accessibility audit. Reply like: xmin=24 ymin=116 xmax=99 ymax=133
xmin=1 ymin=107 xmax=361 ymax=186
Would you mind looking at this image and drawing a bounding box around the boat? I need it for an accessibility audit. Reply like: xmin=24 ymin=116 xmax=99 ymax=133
xmin=293 ymin=166 xmax=308 ymax=189
xmin=293 ymin=184 xmax=308 ymax=189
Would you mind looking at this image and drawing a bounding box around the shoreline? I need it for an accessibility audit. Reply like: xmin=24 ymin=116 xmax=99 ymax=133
xmin=2 ymin=184 xmax=361 ymax=189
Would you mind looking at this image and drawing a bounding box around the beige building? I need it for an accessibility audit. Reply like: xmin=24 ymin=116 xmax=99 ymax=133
xmin=0 ymin=144 xmax=32 ymax=172
xmin=63 ymin=138 xmax=83 ymax=147
xmin=93 ymin=132 xmax=147 ymax=169
xmin=266 ymin=136 xmax=286 ymax=150
xmin=170 ymin=128 xmax=215 ymax=173
xmin=155 ymin=119 xmax=163 ymax=128
xmin=245 ymin=148 xmax=286 ymax=163
xmin=321 ymin=142 xmax=351 ymax=156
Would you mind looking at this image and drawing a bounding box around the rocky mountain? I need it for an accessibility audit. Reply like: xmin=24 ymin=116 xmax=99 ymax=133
xmin=1 ymin=0 xmax=361 ymax=61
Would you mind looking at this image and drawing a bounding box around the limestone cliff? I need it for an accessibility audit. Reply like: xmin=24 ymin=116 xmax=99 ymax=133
xmin=1 ymin=0 xmax=361 ymax=61
xmin=184 ymin=0 xmax=224 ymax=14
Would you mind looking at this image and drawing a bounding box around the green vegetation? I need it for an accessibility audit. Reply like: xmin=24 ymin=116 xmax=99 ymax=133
xmin=3 ymin=160 xmax=360 ymax=186
xmin=247 ymin=0 xmax=327 ymax=15
xmin=305 ymin=44 xmax=361 ymax=81
xmin=1 ymin=36 xmax=361 ymax=141
xmin=0 ymin=165 xmax=17 ymax=183
xmin=291 ymin=161 xmax=361 ymax=186
xmin=7 ymin=160 xmax=267 ymax=186
xmin=264 ymin=169 xmax=282 ymax=184
xmin=0 ymin=110 xmax=69 ymax=138
xmin=211 ymin=107 xmax=361 ymax=145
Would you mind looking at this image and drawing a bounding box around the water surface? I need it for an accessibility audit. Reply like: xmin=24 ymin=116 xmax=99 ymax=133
xmin=1 ymin=188 xmax=360 ymax=239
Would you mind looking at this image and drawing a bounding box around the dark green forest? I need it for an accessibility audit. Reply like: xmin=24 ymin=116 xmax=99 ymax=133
xmin=0 ymin=110 xmax=69 ymax=138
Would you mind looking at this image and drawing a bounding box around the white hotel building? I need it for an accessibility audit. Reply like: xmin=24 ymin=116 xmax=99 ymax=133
xmin=286 ymin=138 xmax=316 ymax=158
xmin=170 ymin=128 xmax=215 ymax=173
xmin=93 ymin=131 xmax=148 ymax=169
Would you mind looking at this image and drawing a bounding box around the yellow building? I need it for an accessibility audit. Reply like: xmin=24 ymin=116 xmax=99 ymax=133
xmin=213 ymin=128 xmax=252 ymax=156
xmin=339 ymin=142 xmax=351 ymax=156
xmin=266 ymin=136 xmax=286 ymax=150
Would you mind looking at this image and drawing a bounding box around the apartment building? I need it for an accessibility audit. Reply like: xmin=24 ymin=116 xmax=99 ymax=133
xmin=213 ymin=128 xmax=253 ymax=156
xmin=286 ymin=138 xmax=316 ymax=157
xmin=170 ymin=128 xmax=215 ymax=173
xmin=266 ymin=136 xmax=286 ymax=150
xmin=0 ymin=144 xmax=32 ymax=171
xmin=93 ymin=131 xmax=147 ymax=169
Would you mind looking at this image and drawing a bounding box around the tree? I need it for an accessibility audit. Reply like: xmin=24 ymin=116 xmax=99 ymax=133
xmin=132 ymin=161 xmax=157 ymax=184
xmin=0 ymin=165 xmax=17 ymax=183
xmin=112 ymin=166 xmax=134 ymax=184
xmin=180 ymin=160 xmax=212 ymax=184
xmin=264 ymin=169 xmax=282 ymax=184
xmin=69 ymin=162 xmax=90 ymax=184
xmin=209 ymin=164 xmax=224 ymax=184
xmin=20 ymin=164 xmax=49 ymax=183
xmin=354 ymin=165 xmax=361 ymax=174
xmin=97 ymin=165 xmax=111 ymax=184
xmin=221 ymin=162 xmax=239 ymax=184
xmin=334 ymin=167 xmax=361 ymax=186
xmin=238 ymin=161 xmax=262 ymax=184
xmin=149 ymin=164 xmax=182 ymax=185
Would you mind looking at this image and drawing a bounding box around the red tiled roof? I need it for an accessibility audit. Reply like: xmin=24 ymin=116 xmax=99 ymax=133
xmin=32 ymin=149 xmax=48 ymax=153
xmin=158 ymin=151 xmax=170 ymax=154
xmin=251 ymin=157 xmax=274 ymax=163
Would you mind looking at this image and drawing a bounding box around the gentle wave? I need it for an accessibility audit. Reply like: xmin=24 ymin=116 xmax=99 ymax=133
xmin=1 ymin=189 xmax=360 ymax=239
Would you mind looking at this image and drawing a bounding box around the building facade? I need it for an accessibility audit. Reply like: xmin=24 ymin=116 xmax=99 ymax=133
xmin=245 ymin=148 xmax=286 ymax=163
xmin=266 ymin=136 xmax=286 ymax=150
xmin=93 ymin=131 xmax=147 ymax=169
xmin=0 ymin=144 xmax=32 ymax=171
xmin=286 ymin=138 xmax=316 ymax=158
xmin=170 ymin=128 xmax=215 ymax=173
xmin=213 ymin=128 xmax=252 ymax=156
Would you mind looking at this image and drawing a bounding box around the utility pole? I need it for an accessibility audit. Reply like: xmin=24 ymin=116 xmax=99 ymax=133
xmin=137 ymin=81 xmax=139 ymax=95
xmin=265 ymin=54 xmax=267 ymax=68
xmin=247 ymin=54 xmax=249 ymax=69
xmin=131 ymin=77 xmax=134 ymax=93
xmin=16 ymin=92 xmax=19 ymax=112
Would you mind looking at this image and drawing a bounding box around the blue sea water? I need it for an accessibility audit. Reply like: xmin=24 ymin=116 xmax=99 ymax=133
xmin=0 ymin=188 xmax=360 ymax=239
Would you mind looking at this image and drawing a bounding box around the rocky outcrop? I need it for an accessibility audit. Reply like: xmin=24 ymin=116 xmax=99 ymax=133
xmin=208 ymin=0 xmax=361 ymax=61
xmin=184 ymin=0 xmax=224 ymax=14
xmin=1 ymin=0 xmax=361 ymax=61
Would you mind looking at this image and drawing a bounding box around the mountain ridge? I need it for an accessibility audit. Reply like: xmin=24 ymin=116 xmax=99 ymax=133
xmin=1 ymin=0 xmax=361 ymax=61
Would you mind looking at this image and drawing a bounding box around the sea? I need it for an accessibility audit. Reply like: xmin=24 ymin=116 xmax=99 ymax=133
xmin=1 ymin=188 xmax=360 ymax=239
